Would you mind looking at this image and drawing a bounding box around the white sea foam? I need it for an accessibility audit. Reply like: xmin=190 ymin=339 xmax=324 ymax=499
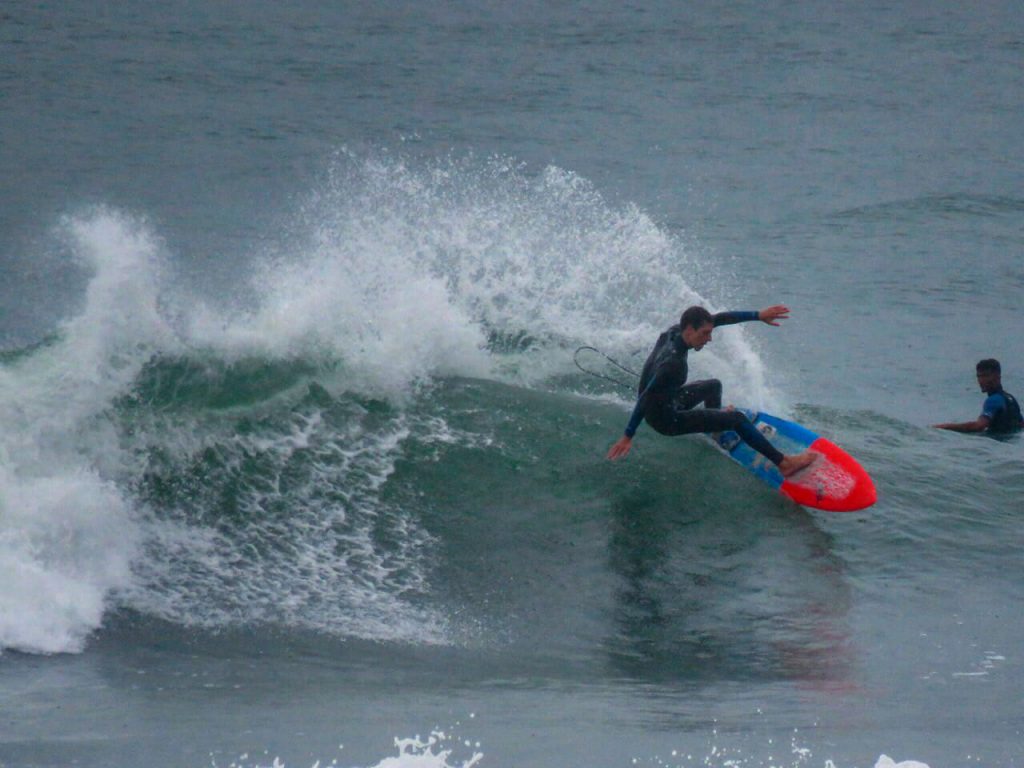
xmin=0 ymin=466 xmax=138 ymax=653
xmin=185 ymin=152 xmax=779 ymax=406
xmin=122 ymin=408 xmax=450 ymax=643
xmin=214 ymin=729 xmax=483 ymax=768
xmin=0 ymin=210 xmax=166 ymax=653
xmin=211 ymin=731 xmax=931 ymax=768
xmin=874 ymin=757 xmax=931 ymax=768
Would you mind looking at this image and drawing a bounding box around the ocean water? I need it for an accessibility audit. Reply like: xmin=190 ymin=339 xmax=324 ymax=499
xmin=2 ymin=2 xmax=1023 ymax=767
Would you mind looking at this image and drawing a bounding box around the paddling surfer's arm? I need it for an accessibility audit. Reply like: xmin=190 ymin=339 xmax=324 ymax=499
xmin=934 ymin=382 xmax=1024 ymax=433
xmin=933 ymin=417 xmax=991 ymax=432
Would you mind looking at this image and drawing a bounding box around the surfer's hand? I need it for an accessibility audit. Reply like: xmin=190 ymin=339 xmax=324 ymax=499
xmin=607 ymin=436 xmax=633 ymax=460
xmin=758 ymin=305 xmax=790 ymax=326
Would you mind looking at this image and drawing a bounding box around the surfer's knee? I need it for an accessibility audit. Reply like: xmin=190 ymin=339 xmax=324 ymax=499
xmin=699 ymin=379 xmax=724 ymax=409
xmin=722 ymin=408 xmax=747 ymax=429
xmin=701 ymin=379 xmax=723 ymax=400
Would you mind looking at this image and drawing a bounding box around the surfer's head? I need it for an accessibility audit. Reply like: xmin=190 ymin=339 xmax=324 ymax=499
xmin=680 ymin=306 xmax=714 ymax=350
xmin=976 ymin=358 xmax=1002 ymax=393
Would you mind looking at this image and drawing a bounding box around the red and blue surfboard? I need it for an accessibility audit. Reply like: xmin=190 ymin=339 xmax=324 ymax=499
xmin=712 ymin=410 xmax=877 ymax=512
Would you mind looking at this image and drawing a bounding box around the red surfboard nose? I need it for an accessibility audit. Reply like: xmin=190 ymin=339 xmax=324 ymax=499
xmin=779 ymin=437 xmax=877 ymax=512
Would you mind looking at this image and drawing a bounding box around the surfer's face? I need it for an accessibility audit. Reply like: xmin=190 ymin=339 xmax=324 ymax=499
xmin=682 ymin=322 xmax=714 ymax=350
xmin=977 ymin=369 xmax=1000 ymax=393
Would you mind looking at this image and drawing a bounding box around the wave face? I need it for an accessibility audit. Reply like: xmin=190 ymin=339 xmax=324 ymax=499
xmin=0 ymin=153 xmax=783 ymax=655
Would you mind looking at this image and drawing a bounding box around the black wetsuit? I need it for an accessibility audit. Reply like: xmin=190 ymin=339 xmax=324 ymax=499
xmin=623 ymin=312 xmax=785 ymax=465
xmin=982 ymin=387 xmax=1023 ymax=433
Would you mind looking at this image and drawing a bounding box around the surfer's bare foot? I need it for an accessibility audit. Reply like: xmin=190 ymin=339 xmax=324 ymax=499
xmin=778 ymin=451 xmax=815 ymax=477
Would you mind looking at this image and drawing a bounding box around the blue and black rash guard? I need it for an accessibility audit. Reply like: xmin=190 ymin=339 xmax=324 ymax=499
xmin=981 ymin=388 xmax=1023 ymax=433
xmin=623 ymin=311 xmax=760 ymax=438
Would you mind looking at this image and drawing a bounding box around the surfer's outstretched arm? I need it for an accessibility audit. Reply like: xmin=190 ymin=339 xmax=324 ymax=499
xmin=711 ymin=305 xmax=790 ymax=329
xmin=607 ymin=399 xmax=644 ymax=459
xmin=757 ymin=304 xmax=790 ymax=326
xmin=607 ymin=435 xmax=632 ymax=459
xmin=607 ymin=372 xmax=658 ymax=460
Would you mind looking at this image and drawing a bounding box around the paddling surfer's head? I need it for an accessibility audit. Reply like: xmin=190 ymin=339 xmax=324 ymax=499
xmin=976 ymin=358 xmax=1002 ymax=393
xmin=680 ymin=305 xmax=714 ymax=350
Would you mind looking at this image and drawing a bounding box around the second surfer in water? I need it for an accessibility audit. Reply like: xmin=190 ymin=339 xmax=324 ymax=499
xmin=606 ymin=304 xmax=815 ymax=477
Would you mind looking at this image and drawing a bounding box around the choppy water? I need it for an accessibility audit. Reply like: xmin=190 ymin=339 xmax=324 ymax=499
xmin=2 ymin=2 xmax=1023 ymax=767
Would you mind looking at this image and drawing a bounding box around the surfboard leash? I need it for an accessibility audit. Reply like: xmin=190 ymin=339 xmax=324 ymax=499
xmin=572 ymin=346 xmax=641 ymax=392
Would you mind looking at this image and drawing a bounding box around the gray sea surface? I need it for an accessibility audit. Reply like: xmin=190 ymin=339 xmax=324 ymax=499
xmin=2 ymin=2 xmax=1023 ymax=766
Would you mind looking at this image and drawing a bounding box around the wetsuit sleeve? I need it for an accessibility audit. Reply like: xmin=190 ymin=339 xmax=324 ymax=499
xmin=624 ymin=374 xmax=659 ymax=437
xmin=712 ymin=310 xmax=760 ymax=327
xmin=980 ymin=393 xmax=1004 ymax=422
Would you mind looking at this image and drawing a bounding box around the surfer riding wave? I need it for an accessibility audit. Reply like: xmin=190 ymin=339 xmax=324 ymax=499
xmin=607 ymin=304 xmax=815 ymax=477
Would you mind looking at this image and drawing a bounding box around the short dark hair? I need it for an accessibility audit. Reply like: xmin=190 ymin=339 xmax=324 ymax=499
xmin=680 ymin=305 xmax=713 ymax=330
xmin=977 ymin=358 xmax=1001 ymax=375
